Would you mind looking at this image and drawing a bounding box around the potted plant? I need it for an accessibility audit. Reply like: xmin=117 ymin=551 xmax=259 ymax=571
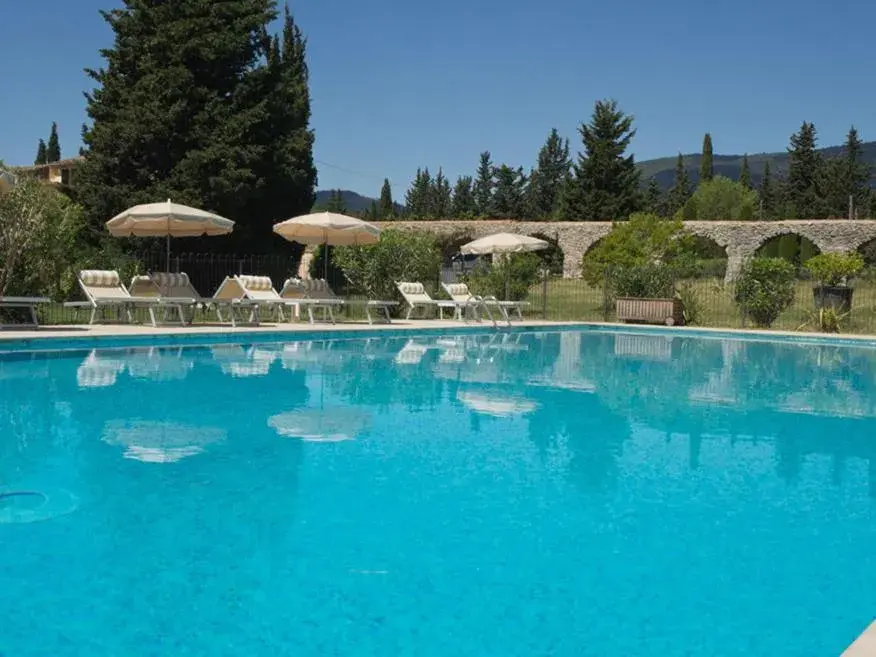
xmin=803 ymin=251 xmax=864 ymax=313
xmin=611 ymin=263 xmax=685 ymax=326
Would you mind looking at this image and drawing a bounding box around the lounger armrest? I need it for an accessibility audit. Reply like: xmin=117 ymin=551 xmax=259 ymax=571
xmin=0 ymin=297 xmax=51 ymax=304
xmin=63 ymin=301 xmax=93 ymax=308
xmin=154 ymin=296 xmax=198 ymax=305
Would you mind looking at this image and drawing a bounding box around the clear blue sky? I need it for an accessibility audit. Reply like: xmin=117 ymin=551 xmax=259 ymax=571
xmin=0 ymin=0 xmax=871 ymax=198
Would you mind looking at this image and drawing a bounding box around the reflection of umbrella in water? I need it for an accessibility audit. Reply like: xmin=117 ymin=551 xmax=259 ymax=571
xmin=268 ymin=408 xmax=370 ymax=443
xmin=457 ymin=391 xmax=538 ymax=417
xmin=126 ymin=347 xmax=194 ymax=382
xmin=101 ymin=420 xmax=226 ymax=463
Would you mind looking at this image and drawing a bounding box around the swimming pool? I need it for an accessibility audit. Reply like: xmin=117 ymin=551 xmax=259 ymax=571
xmin=1 ymin=328 xmax=873 ymax=655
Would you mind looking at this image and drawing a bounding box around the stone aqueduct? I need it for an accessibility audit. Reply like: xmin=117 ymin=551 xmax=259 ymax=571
xmin=371 ymin=220 xmax=876 ymax=282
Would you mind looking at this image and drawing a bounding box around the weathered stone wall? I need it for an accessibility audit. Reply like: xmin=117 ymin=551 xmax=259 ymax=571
xmin=374 ymin=220 xmax=876 ymax=282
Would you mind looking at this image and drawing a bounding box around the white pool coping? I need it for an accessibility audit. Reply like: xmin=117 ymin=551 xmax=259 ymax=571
xmin=843 ymin=621 xmax=876 ymax=656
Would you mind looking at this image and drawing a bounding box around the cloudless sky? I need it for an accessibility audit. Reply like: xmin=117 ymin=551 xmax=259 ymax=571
xmin=0 ymin=0 xmax=873 ymax=198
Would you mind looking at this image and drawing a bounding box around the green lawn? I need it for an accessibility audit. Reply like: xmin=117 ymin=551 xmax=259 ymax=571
xmin=524 ymin=277 xmax=876 ymax=335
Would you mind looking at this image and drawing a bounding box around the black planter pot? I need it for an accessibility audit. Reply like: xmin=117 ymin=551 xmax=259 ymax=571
xmin=813 ymin=286 xmax=853 ymax=313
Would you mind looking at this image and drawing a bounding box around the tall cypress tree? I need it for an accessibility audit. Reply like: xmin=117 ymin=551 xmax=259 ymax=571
xmin=739 ymin=154 xmax=751 ymax=189
xmin=699 ymin=133 xmax=714 ymax=183
xmin=560 ymin=99 xmax=641 ymax=220
xmin=451 ymin=176 xmax=476 ymax=218
xmin=46 ymin=122 xmax=61 ymax=162
xmin=839 ymin=126 xmax=870 ymax=218
xmin=431 ymin=168 xmax=452 ymax=218
xmin=378 ymin=178 xmax=394 ymax=218
xmin=77 ymin=0 xmax=314 ymax=252
xmin=473 ymin=151 xmax=494 ymax=217
xmin=34 ymin=139 xmax=48 ymax=166
xmin=530 ymin=128 xmax=571 ymax=218
xmin=760 ymin=161 xmax=774 ymax=219
xmin=786 ymin=121 xmax=825 ymax=219
xmin=665 ymin=153 xmax=692 ymax=216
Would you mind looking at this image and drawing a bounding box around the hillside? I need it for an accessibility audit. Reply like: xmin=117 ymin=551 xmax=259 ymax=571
xmin=638 ymin=141 xmax=876 ymax=189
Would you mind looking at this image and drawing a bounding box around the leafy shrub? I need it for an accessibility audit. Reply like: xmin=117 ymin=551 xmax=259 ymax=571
xmin=803 ymin=251 xmax=864 ymax=287
xmin=582 ymin=213 xmax=695 ymax=286
xmin=734 ymin=258 xmax=796 ymax=327
xmin=676 ymin=282 xmax=705 ymax=325
xmin=608 ymin=263 xmax=675 ymax=299
xmin=465 ymin=252 xmax=541 ymax=301
xmin=678 ymin=176 xmax=758 ymax=221
xmin=333 ymin=229 xmax=441 ymax=308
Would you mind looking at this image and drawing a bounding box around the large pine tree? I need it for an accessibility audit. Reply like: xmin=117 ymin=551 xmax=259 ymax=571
xmin=739 ymin=154 xmax=751 ymax=189
xmin=473 ymin=151 xmax=495 ymax=217
xmin=760 ymin=161 xmax=775 ymax=219
xmin=405 ymin=168 xmax=433 ymax=218
xmin=559 ymin=99 xmax=641 ymax=220
xmin=451 ymin=176 xmax=476 ymax=218
xmin=785 ymin=121 xmax=825 ymax=219
xmin=492 ymin=165 xmax=527 ymax=219
xmin=644 ymin=178 xmax=663 ymax=215
xmin=699 ymin=133 xmax=714 ymax=183
xmin=835 ymin=126 xmax=870 ymax=218
xmin=76 ymin=0 xmax=315 ymax=252
xmin=378 ymin=178 xmax=394 ymax=218
xmin=529 ymin=128 xmax=571 ymax=218
xmin=46 ymin=122 xmax=61 ymax=163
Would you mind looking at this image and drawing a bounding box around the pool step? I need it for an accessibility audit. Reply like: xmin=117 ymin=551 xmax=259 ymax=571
xmin=843 ymin=621 xmax=876 ymax=656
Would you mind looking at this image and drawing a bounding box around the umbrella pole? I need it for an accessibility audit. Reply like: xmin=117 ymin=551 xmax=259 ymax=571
xmin=166 ymin=234 xmax=171 ymax=273
xmin=324 ymin=238 xmax=329 ymax=281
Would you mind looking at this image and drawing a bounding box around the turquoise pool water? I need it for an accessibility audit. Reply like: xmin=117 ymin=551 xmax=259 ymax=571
xmin=0 ymin=328 xmax=873 ymax=655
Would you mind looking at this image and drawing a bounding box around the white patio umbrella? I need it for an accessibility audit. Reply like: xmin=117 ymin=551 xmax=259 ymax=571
xmin=460 ymin=232 xmax=549 ymax=255
xmin=273 ymin=211 xmax=381 ymax=278
xmin=105 ymin=199 xmax=234 ymax=271
xmin=460 ymin=232 xmax=549 ymax=300
xmin=268 ymin=407 xmax=371 ymax=442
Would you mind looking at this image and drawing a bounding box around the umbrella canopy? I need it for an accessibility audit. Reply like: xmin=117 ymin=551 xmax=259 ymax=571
xmin=460 ymin=232 xmax=549 ymax=255
xmin=268 ymin=407 xmax=371 ymax=443
xmin=0 ymin=170 xmax=16 ymax=193
xmin=457 ymin=391 xmax=538 ymax=417
xmin=101 ymin=420 xmax=226 ymax=463
xmin=273 ymin=212 xmax=381 ymax=247
xmin=105 ymin=199 xmax=234 ymax=270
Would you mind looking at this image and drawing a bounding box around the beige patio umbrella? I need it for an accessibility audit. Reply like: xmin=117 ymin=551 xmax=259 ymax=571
xmin=105 ymin=199 xmax=234 ymax=271
xmin=272 ymin=211 xmax=381 ymax=278
xmin=460 ymin=232 xmax=549 ymax=300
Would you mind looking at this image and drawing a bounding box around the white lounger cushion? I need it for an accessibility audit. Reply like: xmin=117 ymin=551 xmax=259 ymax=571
xmin=81 ymin=270 xmax=121 ymax=287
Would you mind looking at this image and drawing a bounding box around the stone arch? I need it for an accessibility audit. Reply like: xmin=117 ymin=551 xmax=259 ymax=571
xmin=755 ymin=233 xmax=820 ymax=269
xmin=528 ymin=231 xmax=564 ymax=275
xmin=554 ymin=224 xmax=612 ymax=278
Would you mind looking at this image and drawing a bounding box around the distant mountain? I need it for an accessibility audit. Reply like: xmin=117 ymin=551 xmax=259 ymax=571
xmin=313 ymin=189 xmax=377 ymax=213
xmin=638 ymin=141 xmax=876 ymax=190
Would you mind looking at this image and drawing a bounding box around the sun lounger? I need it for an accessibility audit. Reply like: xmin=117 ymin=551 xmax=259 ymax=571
xmin=278 ymin=278 xmax=343 ymax=324
xmin=281 ymin=278 xmax=397 ymax=325
xmin=441 ymin=282 xmax=529 ymax=325
xmin=0 ymin=296 xmax=50 ymax=329
xmin=64 ymin=270 xmax=194 ymax=326
xmin=140 ymin=272 xmax=260 ymax=327
xmin=395 ymin=281 xmax=483 ymax=322
xmin=213 ymin=275 xmax=289 ymax=323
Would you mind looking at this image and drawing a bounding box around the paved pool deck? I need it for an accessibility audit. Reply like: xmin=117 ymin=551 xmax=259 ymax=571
xmin=843 ymin=621 xmax=876 ymax=656
xmin=0 ymin=319 xmax=582 ymax=342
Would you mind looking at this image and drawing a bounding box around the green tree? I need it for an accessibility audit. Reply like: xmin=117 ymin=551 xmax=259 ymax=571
xmin=325 ymin=189 xmax=346 ymax=213
xmin=739 ymin=154 xmax=751 ymax=189
xmin=581 ymin=213 xmax=695 ymax=287
xmin=665 ymin=153 xmax=692 ymax=216
xmin=473 ymin=151 xmax=494 ymax=216
xmin=821 ymin=126 xmax=871 ymax=219
xmin=699 ymin=133 xmax=713 ymax=183
xmin=529 ymin=128 xmax=571 ymax=218
xmin=492 ymin=164 xmax=527 ymax=218
xmin=560 ymin=100 xmax=641 ymax=221
xmin=76 ymin=1 xmax=315 ymax=252
xmin=405 ymin=168 xmax=433 ymax=218
xmin=760 ymin=161 xmax=775 ymax=219
xmin=785 ymin=121 xmax=826 ymax=219
xmin=431 ymin=168 xmax=452 ymax=218
xmin=46 ymin=122 xmax=61 ymax=163
xmin=34 ymin=139 xmax=48 ymax=166
xmin=378 ymin=178 xmax=394 ymax=218
xmin=734 ymin=258 xmax=796 ymax=328
xmin=560 ymin=99 xmax=640 ymax=221
xmin=451 ymin=175 xmax=476 ymax=218
xmin=680 ymin=176 xmax=758 ymax=221
xmin=644 ymin=178 xmax=663 ymax=215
